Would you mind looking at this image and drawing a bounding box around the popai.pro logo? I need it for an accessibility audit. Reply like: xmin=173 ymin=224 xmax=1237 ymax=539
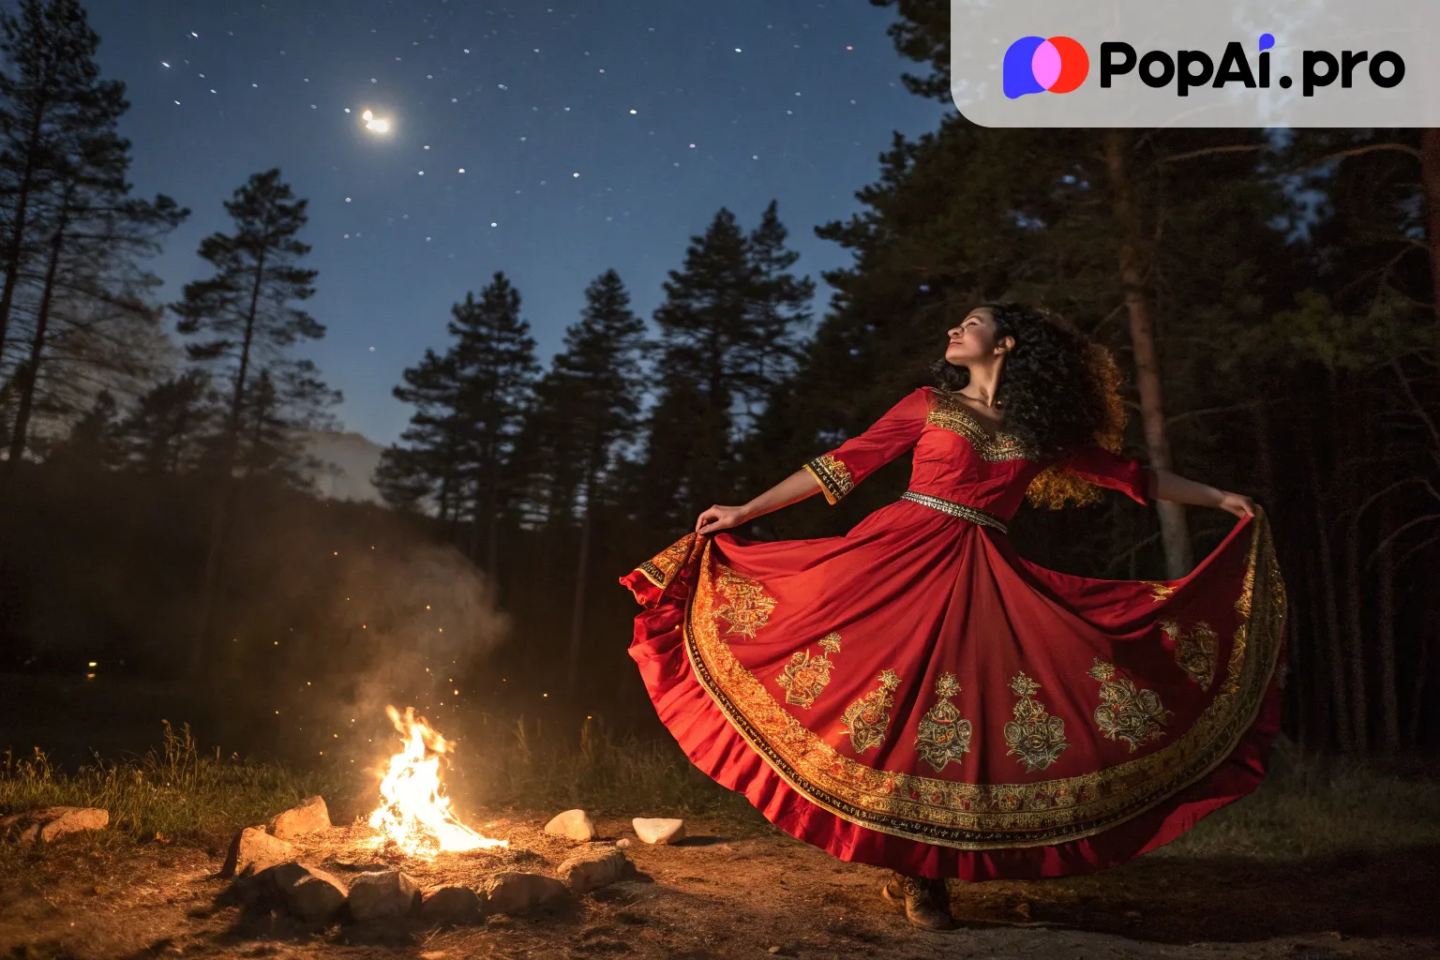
xmin=1004 ymin=33 xmax=1406 ymax=99
xmin=1003 ymin=36 xmax=1090 ymax=99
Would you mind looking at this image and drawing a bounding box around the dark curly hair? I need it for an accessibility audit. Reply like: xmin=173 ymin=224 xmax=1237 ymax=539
xmin=928 ymin=300 xmax=1128 ymax=509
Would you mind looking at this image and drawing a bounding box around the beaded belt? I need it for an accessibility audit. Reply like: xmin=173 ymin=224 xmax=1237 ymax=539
xmin=899 ymin=491 xmax=1008 ymax=534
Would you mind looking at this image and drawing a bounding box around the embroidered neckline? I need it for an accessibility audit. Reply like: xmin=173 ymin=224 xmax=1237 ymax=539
xmin=927 ymin=389 xmax=1033 ymax=462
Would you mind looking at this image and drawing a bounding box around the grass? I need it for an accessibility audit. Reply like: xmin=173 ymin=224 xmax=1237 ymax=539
xmin=1159 ymin=738 xmax=1440 ymax=860
xmin=3 ymin=721 xmax=1436 ymax=865
xmin=1 ymin=721 xmax=354 ymax=845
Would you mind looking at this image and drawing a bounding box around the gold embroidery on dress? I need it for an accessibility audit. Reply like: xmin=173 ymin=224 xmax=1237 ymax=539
xmin=637 ymin=533 xmax=696 ymax=589
xmin=678 ymin=507 xmax=1287 ymax=850
xmin=914 ymin=672 xmax=973 ymax=773
xmin=713 ymin=564 xmax=778 ymax=639
xmin=1003 ymin=672 xmax=1069 ymax=773
xmin=1142 ymin=581 xmax=1175 ymax=602
xmin=1161 ymin=619 xmax=1219 ymax=691
xmin=927 ymin=390 xmax=1034 ymax=462
xmin=841 ymin=668 xmax=901 ymax=753
xmin=803 ymin=453 xmax=854 ymax=505
xmin=1224 ymin=561 xmax=1257 ymax=694
xmin=776 ymin=633 xmax=842 ymax=709
xmin=1088 ymin=659 xmax=1173 ymax=752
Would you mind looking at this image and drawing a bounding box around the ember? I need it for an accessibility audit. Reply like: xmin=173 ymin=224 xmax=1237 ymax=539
xmin=368 ymin=705 xmax=507 ymax=857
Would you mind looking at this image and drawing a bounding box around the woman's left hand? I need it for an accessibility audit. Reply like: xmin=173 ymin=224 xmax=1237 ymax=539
xmin=1216 ymin=491 xmax=1256 ymax=518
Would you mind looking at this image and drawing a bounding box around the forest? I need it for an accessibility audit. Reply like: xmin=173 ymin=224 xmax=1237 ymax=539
xmin=0 ymin=0 xmax=1436 ymax=770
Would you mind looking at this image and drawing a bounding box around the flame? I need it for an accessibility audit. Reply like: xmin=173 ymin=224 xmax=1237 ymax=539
xmin=367 ymin=705 xmax=507 ymax=857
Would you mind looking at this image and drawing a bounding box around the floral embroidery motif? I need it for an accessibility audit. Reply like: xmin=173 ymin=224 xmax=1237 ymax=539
xmin=914 ymin=672 xmax=973 ymax=773
xmin=713 ymin=565 xmax=777 ymax=639
xmin=776 ymin=633 xmax=842 ymax=709
xmin=841 ymin=668 xmax=901 ymax=754
xmin=1003 ymin=672 xmax=1068 ymax=773
xmin=1141 ymin=581 xmax=1175 ymax=602
xmin=678 ymin=508 xmax=1287 ymax=850
xmin=803 ymin=453 xmax=855 ymax=505
xmin=1087 ymin=659 xmax=1173 ymax=752
xmin=1161 ymin=619 xmax=1219 ymax=691
xmin=637 ymin=534 xmax=697 ymax=590
xmin=926 ymin=390 xmax=1034 ymax=462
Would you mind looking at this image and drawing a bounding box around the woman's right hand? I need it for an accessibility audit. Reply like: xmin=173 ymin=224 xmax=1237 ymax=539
xmin=695 ymin=504 xmax=750 ymax=535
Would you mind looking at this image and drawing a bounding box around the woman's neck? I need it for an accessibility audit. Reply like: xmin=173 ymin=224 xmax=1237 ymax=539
xmin=962 ymin=364 xmax=1003 ymax=408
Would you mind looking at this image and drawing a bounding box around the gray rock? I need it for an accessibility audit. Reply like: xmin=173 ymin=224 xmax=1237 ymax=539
xmin=268 ymin=862 xmax=348 ymax=924
xmin=558 ymin=849 xmax=633 ymax=895
xmin=220 ymin=826 xmax=298 ymax=878
xmin=421 ymin=885 xmax=483 ymax=924
xmin=346 ymin=869 xmax=421 ymax=922
xmin=543 ymin=808 xmax=597 ymax=842
xmin=482 ymin=872 xmax=569 ymax=915
xmin=0 ymin=806 xmax=109 ymax=844
xmin=632 ymin=817 xmax=685 ymax=844
xmin=268 ymin=795 xmax=331 ymax=840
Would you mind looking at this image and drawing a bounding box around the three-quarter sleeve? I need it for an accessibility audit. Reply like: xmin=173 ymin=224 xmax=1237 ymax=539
xmin=1059 ymin=444 xmax=1154 ymax=505
xmin=803 ymin=387 xmax=929 ymax=505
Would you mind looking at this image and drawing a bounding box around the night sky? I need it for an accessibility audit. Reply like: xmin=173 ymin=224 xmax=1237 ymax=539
xmin=88 ymin=1 xmax=946 ymax=446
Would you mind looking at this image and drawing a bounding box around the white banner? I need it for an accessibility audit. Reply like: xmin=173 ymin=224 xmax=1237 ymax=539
xmin=951 ymin=0 xmax=1440 ymax=127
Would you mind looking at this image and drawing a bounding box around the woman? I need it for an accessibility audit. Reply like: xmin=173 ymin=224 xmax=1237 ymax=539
xmin=619 ymin=302 xmax=1287 ymax=932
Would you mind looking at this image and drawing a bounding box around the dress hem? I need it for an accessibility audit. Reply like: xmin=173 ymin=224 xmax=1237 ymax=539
xmin=620 ymin=518 xmax=1287 ymax=881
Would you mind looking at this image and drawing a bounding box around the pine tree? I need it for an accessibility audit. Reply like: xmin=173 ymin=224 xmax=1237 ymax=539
xmin=171 ymin=168 xmax=333 ymax=676
xmin=642 ymin=207 xmax=809 ymax=527
xmin=0 ymin=0 xmax=96 ymax=364
xmin=112 ymin=370 xmax=211 ymax=474
xmin=448 ymin=274 xmax=539 ymax=575
xmin=520 ymin=269 xmax=648 ymax=694
xmin=1 ymin=64 xmax=185 ymax=464
xmin=47 ymin=386 xmax=115 ymax=468
xmin=383 ymin=274 xmax=538 ymax=575
xmin=377 ymin=347 xmax=466 ymax=521
xmin=738 ymin=201 xmax=814 ymax=414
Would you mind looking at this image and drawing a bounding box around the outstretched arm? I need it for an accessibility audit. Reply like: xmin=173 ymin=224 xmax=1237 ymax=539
xmin=1150 ymin=467 xmax=1255 ymax=518
xmin=696 ymin=468 xmax=823 ymax=534
xmin=695 ymin=387 xmax=930 ymax=535
xmin=1060 ymin=445 xmax=1255 ymax=519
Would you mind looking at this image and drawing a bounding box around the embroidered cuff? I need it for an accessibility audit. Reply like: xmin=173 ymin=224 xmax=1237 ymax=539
xmin=804 ymin=453 xmax=854 ymax=505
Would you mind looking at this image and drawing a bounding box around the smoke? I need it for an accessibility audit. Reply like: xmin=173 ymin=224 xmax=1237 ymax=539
xmin=247 ymin=532 xmax=514 ymax=764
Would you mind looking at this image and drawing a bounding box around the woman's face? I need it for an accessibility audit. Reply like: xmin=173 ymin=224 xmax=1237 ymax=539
xmin=945 ymin=307 xmax=1001 ymax=365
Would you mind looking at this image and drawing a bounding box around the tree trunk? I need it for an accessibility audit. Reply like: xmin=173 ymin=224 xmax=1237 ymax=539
xmin=1376 ymin=495 xmax=1400 ymax=752
xmin=5 ymin=198 xmax=69 ymax=465
xmin=1421 ymin=128 xmax=1440 ymax=331
xmin=1343 ymin=511 xmax=1368 ymax=750
xmin=189 ymin=246 xmax=267 ymax=679
xmin=0 ymin=97 xmax=50 ymax=366
xmin=1289 ymin=598 xmax=1306 ymax=751
xmin=566 ymin=483 xmax=595 ymax=699
xmin=1408 ymin=614 xmax=1431 ymax=748
xmin=1103 ymin=127 xmax=1193 ymax=578
xmin=1307 ymin=445 xmax=1351 ymax=751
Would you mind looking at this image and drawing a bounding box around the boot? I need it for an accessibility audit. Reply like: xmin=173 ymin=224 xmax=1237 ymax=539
xmin=881 ymin=871 xmax=956 ymax=931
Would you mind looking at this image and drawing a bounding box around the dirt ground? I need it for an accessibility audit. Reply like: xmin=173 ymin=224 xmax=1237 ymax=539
xmin=1 ymin=812 xmax=1436 ymax=960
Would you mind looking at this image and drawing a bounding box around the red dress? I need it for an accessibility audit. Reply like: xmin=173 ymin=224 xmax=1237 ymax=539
xmin=620 ymin=386 xmax=1287 ymax=881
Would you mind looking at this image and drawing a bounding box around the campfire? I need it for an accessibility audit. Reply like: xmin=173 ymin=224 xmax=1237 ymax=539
xmin=367 ymin=705 xmax=507 ymax=857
